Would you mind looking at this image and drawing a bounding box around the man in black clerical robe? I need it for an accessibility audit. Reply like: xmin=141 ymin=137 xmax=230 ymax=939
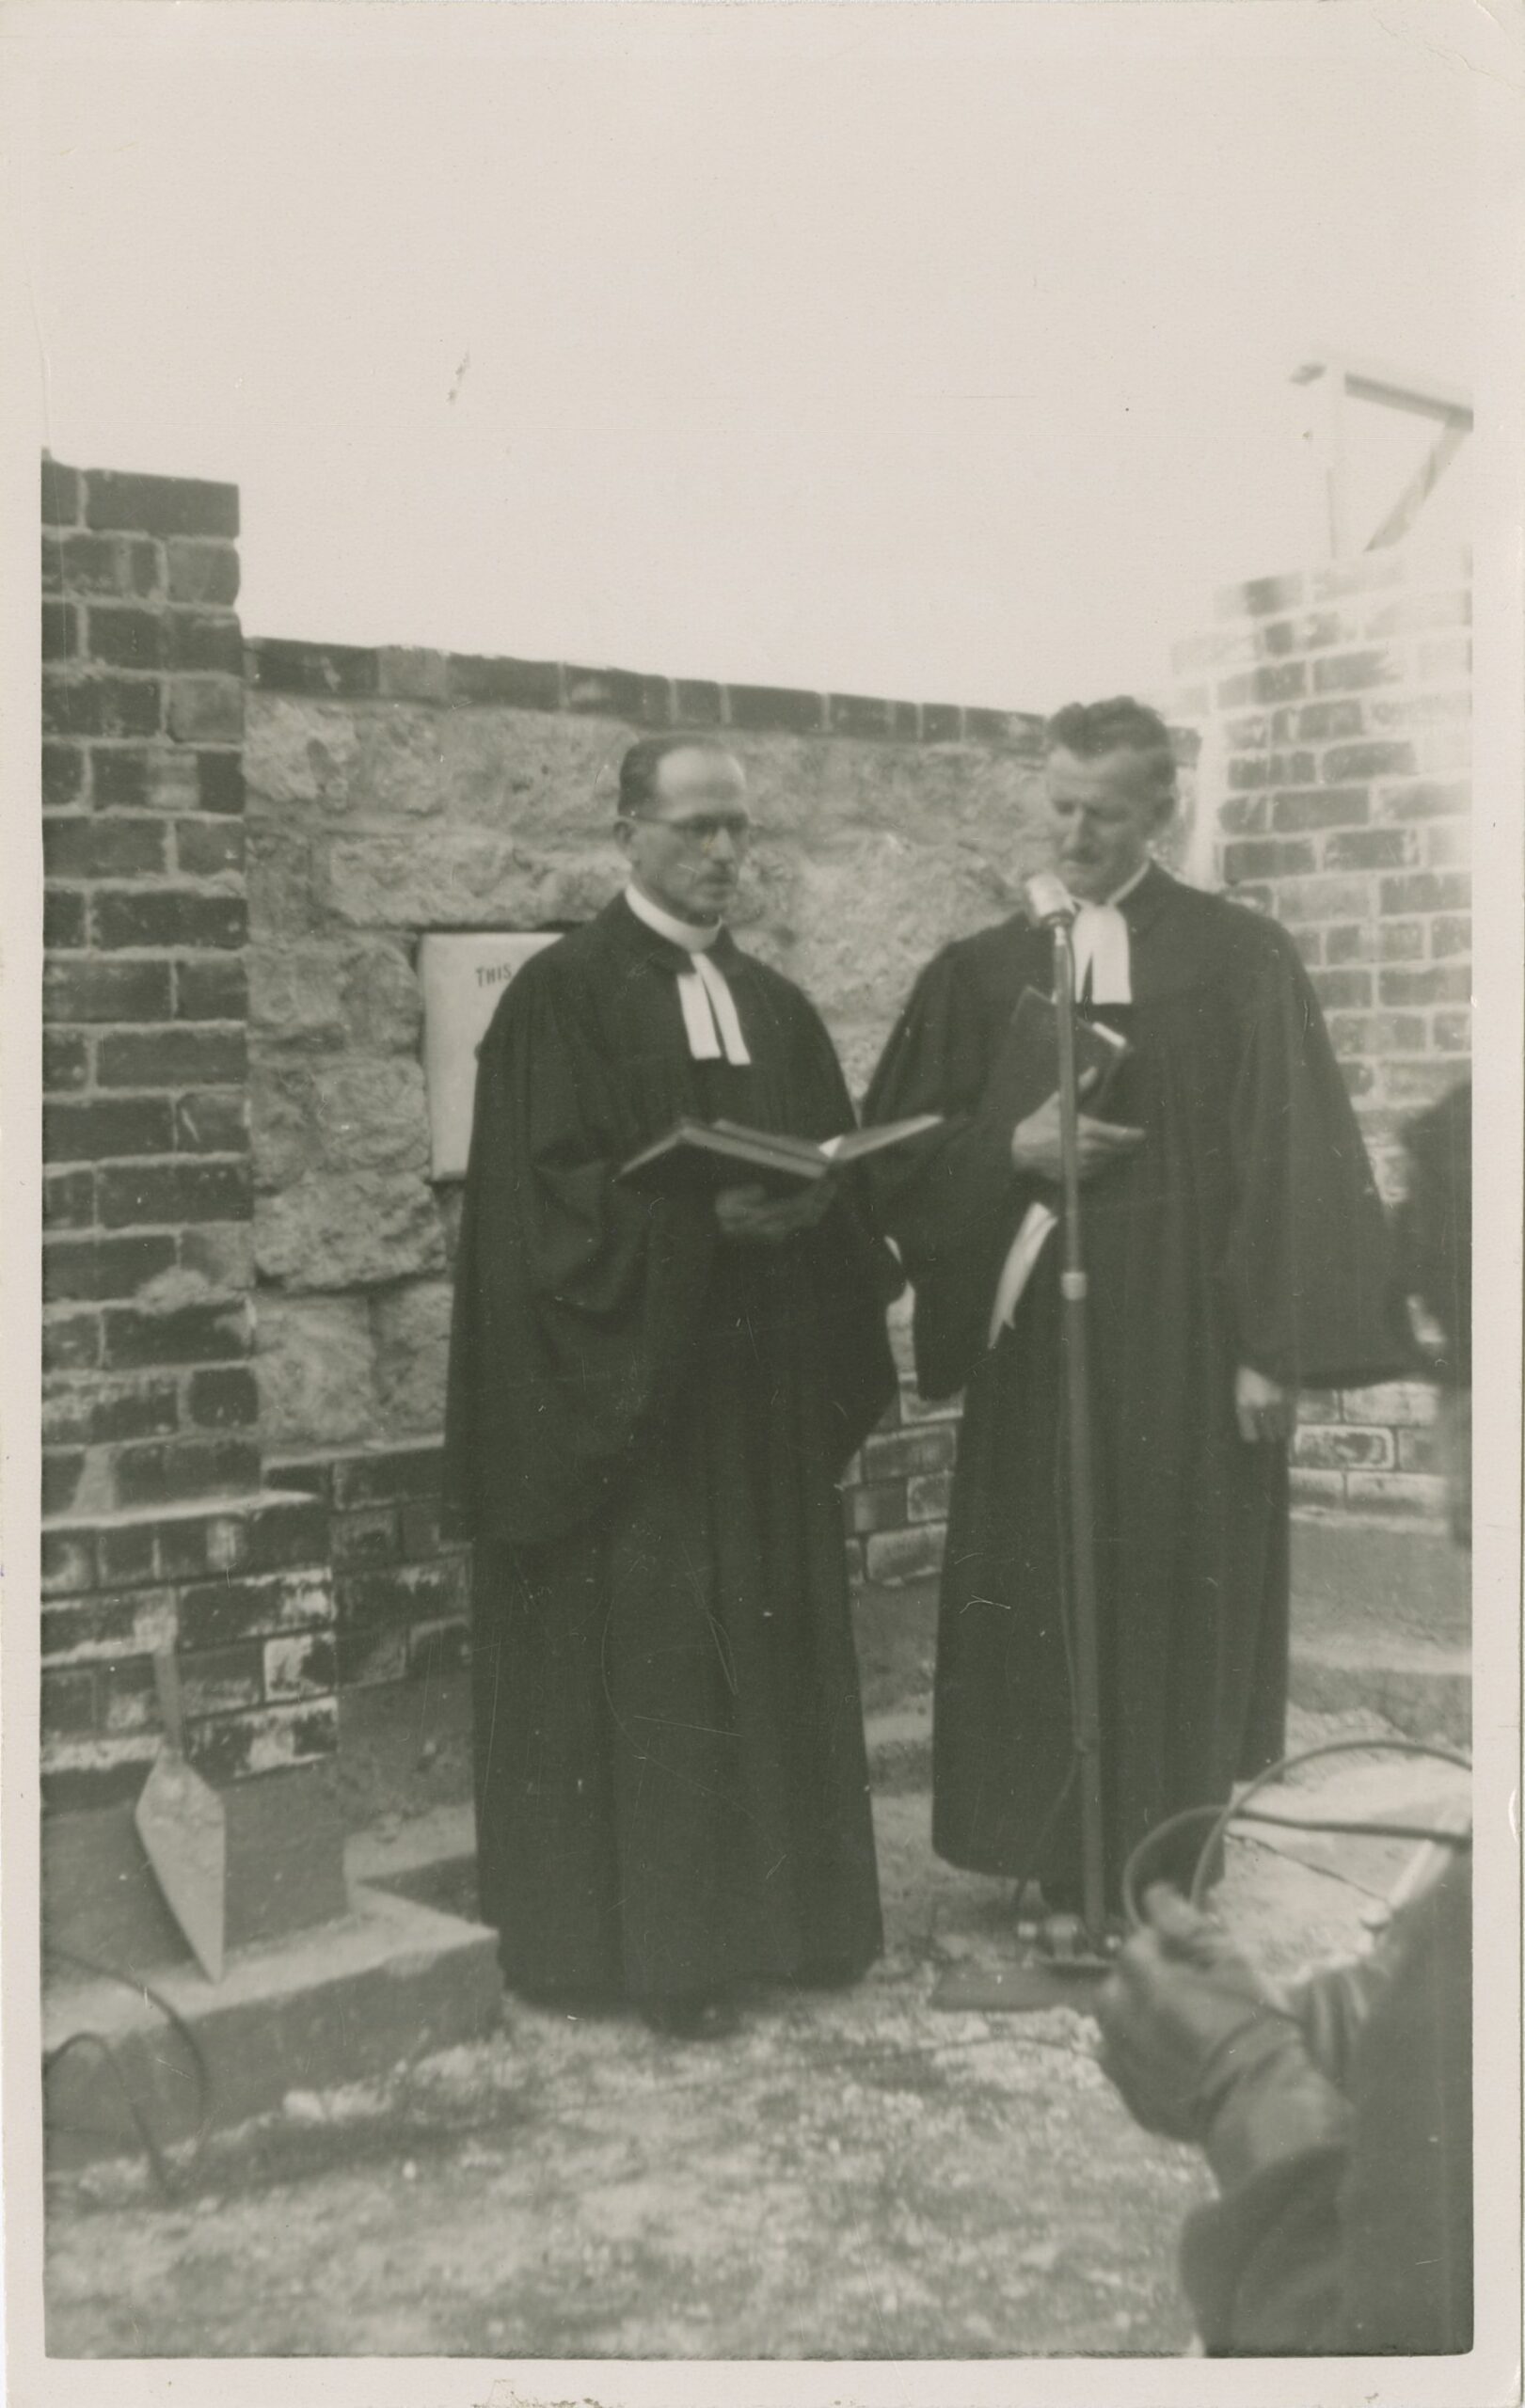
xmin=864 ymin=697 xmax=1403 ymax=1916
xmin=443 ymin=735 xmax=897 ymax=2036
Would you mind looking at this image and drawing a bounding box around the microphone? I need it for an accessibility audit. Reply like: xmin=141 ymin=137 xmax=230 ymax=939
xmin=1024 ymin=871 xmax=1077 ymax=927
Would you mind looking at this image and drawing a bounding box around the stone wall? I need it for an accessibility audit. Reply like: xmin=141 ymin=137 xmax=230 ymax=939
xmin=1170 ymin=542 xmax=1471 ymax=1522
xmin=243 ymin=647 xmax=1113 ymax=1461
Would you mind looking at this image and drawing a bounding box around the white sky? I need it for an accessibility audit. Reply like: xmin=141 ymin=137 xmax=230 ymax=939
xmin=18 ymin=1 xmax=1486 ymax=711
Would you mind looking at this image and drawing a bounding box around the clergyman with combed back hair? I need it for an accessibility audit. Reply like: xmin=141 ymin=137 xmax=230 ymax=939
xmin=862 ymin=695 xmax=1405 ymax=1919
xmin=442 ymin=734 xmax=898 ymax=2038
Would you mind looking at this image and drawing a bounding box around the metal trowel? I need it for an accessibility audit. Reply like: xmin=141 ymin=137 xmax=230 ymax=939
xmin=134 ymin=1646 xmax=227 ymax=1982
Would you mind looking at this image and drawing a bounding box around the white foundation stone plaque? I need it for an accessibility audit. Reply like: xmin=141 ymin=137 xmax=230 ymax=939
xmin=419 ymin=929 xmax=563 ymax=1180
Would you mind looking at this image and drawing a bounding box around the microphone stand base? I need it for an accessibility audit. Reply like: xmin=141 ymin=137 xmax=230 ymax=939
xmin=929 ymin=1912 xmax=1124 ymax=2015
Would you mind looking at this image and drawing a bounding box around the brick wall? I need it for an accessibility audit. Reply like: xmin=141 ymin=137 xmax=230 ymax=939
xmin=40 ymin=461 xmax=342 ymax=1810
xmin=41 ymin=459 xmax=256 ymax=1522
xmin=1170 ymin=542 xmax=1470 ymax=1523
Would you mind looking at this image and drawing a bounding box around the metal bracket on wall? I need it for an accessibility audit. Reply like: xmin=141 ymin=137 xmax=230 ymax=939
xmin=1292 ymin=352 xmax=1472 ymax=558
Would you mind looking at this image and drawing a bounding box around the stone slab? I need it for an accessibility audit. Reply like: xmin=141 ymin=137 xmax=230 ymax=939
xmin=42 ymin=1881 xmax=501 ymax=2168
xmin=1290 ymin=1513 xmax=1470 ymax=1650
xmin=1288 ymin=1632 xmax=1471 ymax=1745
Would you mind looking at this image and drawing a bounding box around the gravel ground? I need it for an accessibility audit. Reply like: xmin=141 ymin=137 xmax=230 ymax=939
xmin=44 ymin=1708 xmax=1436 ymax=2364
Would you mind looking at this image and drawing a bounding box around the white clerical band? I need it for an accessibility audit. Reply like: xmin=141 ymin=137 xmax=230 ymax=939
xmin=624 ymin=882 xmax=753 ymax=1067
xmin=677 ymin=951 xmax=751 ymax=1067
xmin=1070 ymin=900 xmax=1132 ymax=1007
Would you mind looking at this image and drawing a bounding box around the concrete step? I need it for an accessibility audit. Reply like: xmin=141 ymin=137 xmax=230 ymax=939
xmin=1291 ymin=1513 xmax=1469 ymax=1652
xmin=1289 ymin=1631 xmax=1470 ymax=1747
xmin=43 ymin=1880 xmax=500 ymax=2172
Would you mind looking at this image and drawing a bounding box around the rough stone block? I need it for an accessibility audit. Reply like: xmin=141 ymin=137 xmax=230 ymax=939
xmin=310 ymin=1058 xmax=430 ymax=1177
xmin=372 ymin=1279 xmax=453 ymax=1433
xmin=319 ymin=827 xmax=612 ymax=931
xmin=255 ymin=1292 xmax=381 ymax=1450
xmin=250 ymin=1058 xmax=320 ymax=1189
xmin=255 ymin=1172 xmax=447 ymax=1291
xmin=244 ymin=695 xmax=359 ymax=806
xmin=339 ymin=940 xmax=421 ymax=1054
xmin=249 ymin=943 xmax=344 ymax=1050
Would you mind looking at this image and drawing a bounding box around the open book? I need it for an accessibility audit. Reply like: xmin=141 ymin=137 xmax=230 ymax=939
xmin=619 ymin=1111 xmax=943 ymax=1196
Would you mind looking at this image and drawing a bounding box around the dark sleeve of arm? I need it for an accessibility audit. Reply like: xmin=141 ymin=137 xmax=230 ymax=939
xmin=442 ymin=966 xmax=711 ymax=1544
xmin=1224 ymin=922 xmax=1406 ymax=1389
xmin=860 ymin=951 xmax=1038 ymax=1395
xmin=1181 ymin=1857 xmax=1472 ymax=2356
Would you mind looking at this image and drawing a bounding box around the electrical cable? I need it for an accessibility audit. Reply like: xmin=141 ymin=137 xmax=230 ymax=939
xmin=1185 ymin=1736 xmax=1470 ymax=1914
xmin=42 ymin=1944 xmax=215 ymax=2199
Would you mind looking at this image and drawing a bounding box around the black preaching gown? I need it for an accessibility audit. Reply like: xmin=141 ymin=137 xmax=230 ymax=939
xmin=442 ymin=895 xmax=897 ymax=2003
xmin=863 ymin=865 xmax=1403 ymax=1910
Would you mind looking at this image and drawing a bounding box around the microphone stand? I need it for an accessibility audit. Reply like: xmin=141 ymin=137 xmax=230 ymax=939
xmin=929 ymin=885 xmax=1118 ymax=2015
xmin=1050 ymin=912 xmax=1110 ymax=1956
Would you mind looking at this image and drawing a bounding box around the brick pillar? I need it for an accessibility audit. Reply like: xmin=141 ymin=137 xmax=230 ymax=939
xmin=40 ymin=465 xmax=343 ymax=1938
xmin=1168 ymin=543 xmax=1470 ymax=1525
xmin=42 ymin=458 xmax=256 ymax=1518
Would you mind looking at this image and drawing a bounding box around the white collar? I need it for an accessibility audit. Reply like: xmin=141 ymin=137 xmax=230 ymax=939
xmin=624 ymin=880 xmax=722 ymax=955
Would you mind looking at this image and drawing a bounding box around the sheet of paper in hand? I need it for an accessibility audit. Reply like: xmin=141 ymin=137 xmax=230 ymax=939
xmin=618 ymin=1111 xmax=943 ymax=1196
xmin=979 ymin=985 xmax=1131 ymax=1135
